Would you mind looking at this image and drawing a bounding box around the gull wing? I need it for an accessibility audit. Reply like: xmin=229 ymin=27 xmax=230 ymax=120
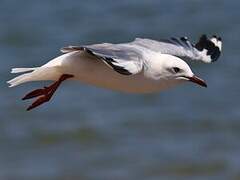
xmin=132 ymin=34 xmax=222 ymax=63
xmin=61 ymin=43 xmax=143 ymax=75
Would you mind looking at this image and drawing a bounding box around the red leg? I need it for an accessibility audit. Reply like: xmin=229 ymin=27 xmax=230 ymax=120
xmin=22 ymin=74 xmax=74 ymax=111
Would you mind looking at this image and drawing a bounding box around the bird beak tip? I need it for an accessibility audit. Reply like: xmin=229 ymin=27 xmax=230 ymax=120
xmin=188 ymin=75 xmax=207 ymax=88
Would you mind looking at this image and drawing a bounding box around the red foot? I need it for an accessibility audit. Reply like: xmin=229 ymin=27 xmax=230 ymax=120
xmin=22 ymin=74 xmax=74 ymax=111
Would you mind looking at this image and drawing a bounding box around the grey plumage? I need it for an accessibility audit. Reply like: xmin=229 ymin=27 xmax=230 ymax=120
xmin=61 ymin=43 xmax=144 ymax=75
xmin=61 ymin=35 xmax=222 ymax=75
xmin=131 ymin=35 xmax=221 ymax=63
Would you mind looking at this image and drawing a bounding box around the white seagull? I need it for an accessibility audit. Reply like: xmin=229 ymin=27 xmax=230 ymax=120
xmin=7 ymin=34 xmax=222 ymax=111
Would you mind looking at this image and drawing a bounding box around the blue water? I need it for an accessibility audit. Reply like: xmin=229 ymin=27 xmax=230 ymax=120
xmin=1 ymin=0 xmax=240 ymax=179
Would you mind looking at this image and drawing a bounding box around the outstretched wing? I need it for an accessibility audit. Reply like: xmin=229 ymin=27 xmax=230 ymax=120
xmin=61 ymin=44 xmax=143 ymax=75
xmin=132 ymin=34 xmax=222 ymax=63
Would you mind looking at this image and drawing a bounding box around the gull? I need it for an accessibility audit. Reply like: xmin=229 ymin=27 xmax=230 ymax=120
xmin=7 ymin=34 xmax=222 ymax=111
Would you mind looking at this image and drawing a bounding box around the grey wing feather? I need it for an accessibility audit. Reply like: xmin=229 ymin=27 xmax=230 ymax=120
xmin=132 ymin=35 xmax=222 ymax=63
xmin=61 ymin=43 xmax=143 ymax=75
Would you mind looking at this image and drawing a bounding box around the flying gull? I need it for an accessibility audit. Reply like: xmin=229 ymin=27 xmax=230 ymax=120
xmin=7 ymin=34 xmax=222 ymax=111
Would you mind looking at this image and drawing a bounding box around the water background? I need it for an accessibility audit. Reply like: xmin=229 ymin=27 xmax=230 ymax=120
xmin=0 ymin=0 xmax=240 ymax=179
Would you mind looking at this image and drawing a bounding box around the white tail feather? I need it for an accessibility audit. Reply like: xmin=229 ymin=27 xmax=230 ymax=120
xmin=11 ymin=68 xmax=37 ymax=74
xmin=7 ymin=73 xmax=32 ymax=87
xmin=7 ymin=66 xmax=61 ymax=87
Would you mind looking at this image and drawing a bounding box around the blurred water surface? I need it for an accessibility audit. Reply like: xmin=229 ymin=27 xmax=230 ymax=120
xmin=0 ymin=0 xmax=240 ymax=179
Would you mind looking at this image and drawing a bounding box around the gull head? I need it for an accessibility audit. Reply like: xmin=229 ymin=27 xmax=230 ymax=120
xmin=153 ymin=54 xmax=207 ymax=88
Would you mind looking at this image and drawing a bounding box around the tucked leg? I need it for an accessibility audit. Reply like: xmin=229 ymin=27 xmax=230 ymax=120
xmin=22 ymin=74 xmax=74 ymax=111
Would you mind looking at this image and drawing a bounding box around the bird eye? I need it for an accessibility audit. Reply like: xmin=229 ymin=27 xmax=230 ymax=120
xmin=173 ymin=67 xmax=180 ymax=73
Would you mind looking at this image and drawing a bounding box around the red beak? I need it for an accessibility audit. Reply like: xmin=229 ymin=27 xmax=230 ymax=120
xmin=188 ymin=75 xmax=207 ymax=87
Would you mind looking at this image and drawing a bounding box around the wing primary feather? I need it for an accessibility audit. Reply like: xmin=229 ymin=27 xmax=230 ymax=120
xmin=103 ymin=57 xmax=132 ymax=75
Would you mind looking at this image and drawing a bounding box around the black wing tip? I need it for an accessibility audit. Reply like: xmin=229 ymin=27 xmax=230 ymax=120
xmin=200 ymin=34 xmax=207 ymax=39
xmin=104 ymin=57 xmax=132 ymax=75
xmin=180 ymin=36 xmax=188 ymax=41
xmin=212 ymin=35 xmax=222 ymax=41
xmin=195 ymin=34 xmax=222 ymax=62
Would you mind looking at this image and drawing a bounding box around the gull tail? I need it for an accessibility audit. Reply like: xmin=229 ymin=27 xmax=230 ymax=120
xmin=11 ymin=68 xmax=37 ymax=74
xmin=195 ymin=34 xmax=222 ymax=63
xmin=7 ymin=67 xmax=39 ymax=87
xmin=7 ymin=66 xmax=61 ymax=87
